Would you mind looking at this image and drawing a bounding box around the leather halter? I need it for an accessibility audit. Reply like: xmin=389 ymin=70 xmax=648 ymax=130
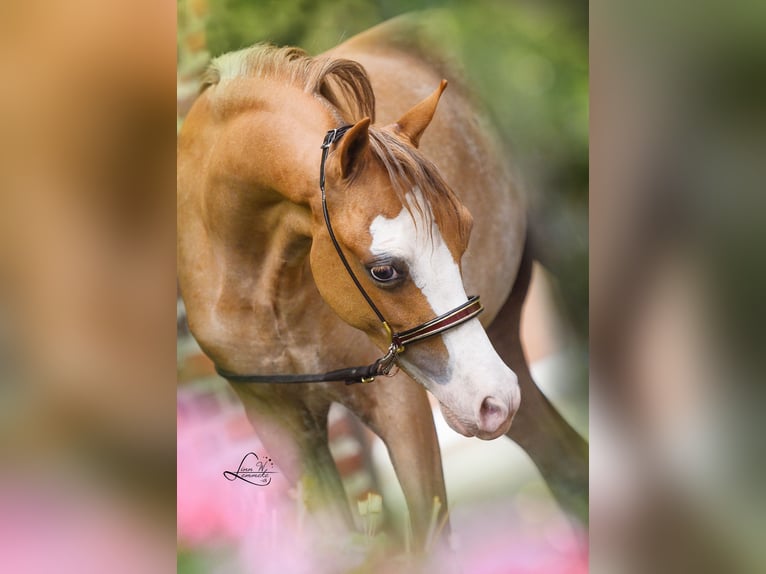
xmin=215 ymin=126 xmax=483 ymax=385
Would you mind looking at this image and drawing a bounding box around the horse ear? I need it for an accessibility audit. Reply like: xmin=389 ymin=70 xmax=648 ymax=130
xmin=392 ymin=80 xmax=448 ymax=147
xmin=336 ymin=117 xmax=371 ymax=179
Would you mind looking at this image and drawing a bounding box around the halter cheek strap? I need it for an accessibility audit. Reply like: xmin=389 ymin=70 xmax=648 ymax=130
xmin=214 ymin=126 xmax=484 ymax=385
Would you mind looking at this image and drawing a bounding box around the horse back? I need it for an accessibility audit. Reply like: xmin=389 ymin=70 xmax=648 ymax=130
xmin=328 ymin=14 xmax=526 ymax=321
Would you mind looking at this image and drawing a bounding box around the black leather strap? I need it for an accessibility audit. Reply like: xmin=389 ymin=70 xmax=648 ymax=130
xmin=320 ymin=126 xmax=389 ymax=326
xmin=215 ymin=362 xmax=382 ymax=386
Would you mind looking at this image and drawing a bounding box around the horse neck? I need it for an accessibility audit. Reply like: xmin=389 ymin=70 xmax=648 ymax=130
xmin=198 ymin=85 xmax=363 ymax=373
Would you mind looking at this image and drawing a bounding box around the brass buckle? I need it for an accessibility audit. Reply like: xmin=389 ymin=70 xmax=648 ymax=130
xmin=383 ymin=321 xmax=405 ymax=354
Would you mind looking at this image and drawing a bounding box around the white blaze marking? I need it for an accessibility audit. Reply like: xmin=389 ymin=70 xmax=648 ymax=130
xmin=368 ymin=190 xmax=518 ymax=421
xmin=369 ymin=190 xmax=467 ymax=314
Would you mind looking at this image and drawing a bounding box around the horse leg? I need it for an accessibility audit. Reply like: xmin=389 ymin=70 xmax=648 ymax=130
xmin=488 ymin=245 xmax=590 ymax=526
xmin=229 ymin=386 xmax=353 ymax=533
xmin=338 ymin=374 xmax=448 ymax=550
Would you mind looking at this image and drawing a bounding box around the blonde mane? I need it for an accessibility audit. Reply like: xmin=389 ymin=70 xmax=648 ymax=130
xmin=202 ymin=44 xmax=469 ymax=242
xmin=201 ymin=44 xmax=375 ymax=124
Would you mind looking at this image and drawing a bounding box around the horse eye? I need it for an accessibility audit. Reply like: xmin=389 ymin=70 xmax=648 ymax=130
xmin=369 ymin=265 xmax=399 ymax=283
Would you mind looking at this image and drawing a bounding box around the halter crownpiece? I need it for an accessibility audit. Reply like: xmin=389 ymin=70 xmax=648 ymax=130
xmin=215 ymin=126 xmax=484 ymax=385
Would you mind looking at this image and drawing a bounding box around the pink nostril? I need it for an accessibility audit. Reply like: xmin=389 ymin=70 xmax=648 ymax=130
xmin=478 ymin=396 xmax=509 ymax=433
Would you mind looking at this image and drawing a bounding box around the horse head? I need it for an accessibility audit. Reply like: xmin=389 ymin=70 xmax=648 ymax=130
xmin=310 ymin=82 xmax=520 ymax=440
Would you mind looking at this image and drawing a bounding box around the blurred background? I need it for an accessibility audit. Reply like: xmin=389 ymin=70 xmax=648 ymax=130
xmin=177 ymin=0 xmax=588 ymax=573
xmin=1 ymin=0 xmax=176 ymax=573
xmin=590 ymin=0 xmax=766 ymax=571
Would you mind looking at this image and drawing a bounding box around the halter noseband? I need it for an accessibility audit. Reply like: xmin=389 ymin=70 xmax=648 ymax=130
xmin=215 ymin=126 xmax=483 ymax=385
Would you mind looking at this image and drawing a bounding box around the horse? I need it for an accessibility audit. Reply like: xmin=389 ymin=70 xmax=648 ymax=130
xmin=178 ymin=15 xmax=586 ymax=547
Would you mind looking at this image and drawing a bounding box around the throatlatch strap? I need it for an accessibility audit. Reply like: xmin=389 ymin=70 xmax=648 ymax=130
xmin=215 ymin=362 xmax=382 ymax=386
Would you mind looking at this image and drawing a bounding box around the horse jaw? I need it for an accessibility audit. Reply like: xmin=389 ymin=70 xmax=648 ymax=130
xmin=369 ymin=190 xmax=521 ymax=440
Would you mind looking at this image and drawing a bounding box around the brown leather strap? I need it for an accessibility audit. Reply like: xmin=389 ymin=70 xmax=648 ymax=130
xmin=395 ymin=296 xmax=483 ymax=347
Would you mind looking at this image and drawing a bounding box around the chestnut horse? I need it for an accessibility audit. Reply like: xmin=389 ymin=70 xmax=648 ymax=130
xmin=178 ymin=17 xmax=585 ymax=545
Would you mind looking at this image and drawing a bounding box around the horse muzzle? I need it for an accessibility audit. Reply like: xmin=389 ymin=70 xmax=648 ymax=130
xmin=438 ymin=379 xmax=520 ymax=440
